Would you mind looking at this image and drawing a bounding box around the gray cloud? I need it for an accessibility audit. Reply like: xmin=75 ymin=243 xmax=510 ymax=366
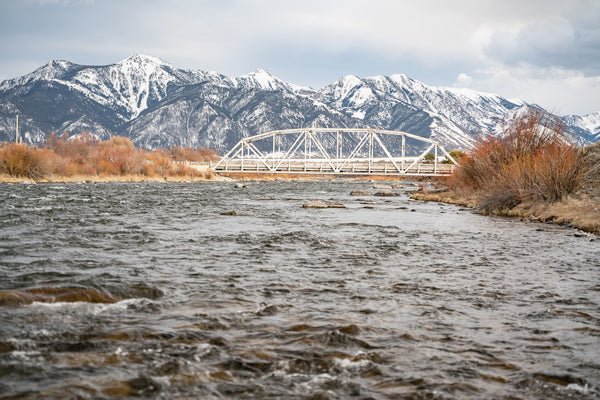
xmin=485 ymin=9 xmax=600 ymax=74
xmin=1 ymin=0 xmax=599 ymax=114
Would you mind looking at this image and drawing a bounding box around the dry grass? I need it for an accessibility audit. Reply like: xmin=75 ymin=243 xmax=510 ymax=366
xmin=582 ymin=141 xmax=600 ymax=201
xmin=0 ymin=172 xmax=228 ymax=183
xmin=506 ymin=196 xmax=600 ymax=233
xmin=411 ymin=190 xmax=479 ymax=208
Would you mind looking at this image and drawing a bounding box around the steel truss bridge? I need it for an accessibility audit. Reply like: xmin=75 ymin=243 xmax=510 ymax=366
xmin=213 ymin=128 xmax=459 ymax=176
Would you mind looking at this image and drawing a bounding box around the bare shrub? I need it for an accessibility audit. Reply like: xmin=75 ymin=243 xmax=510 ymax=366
xmin=449 ymin=109 xmax=588 ymax=212
xmin=150 ymin=157 xmax=174 ymax=177
xmin=529 ymin=143 xmax=587 ymax=202
xmin=0 ymin=144 xmax=50 ymax=179
xmin=45 ymin=131 xmax=97 ymax=159
xmin=95 ymin=146 xmax=144 ymax=175
xmin=5 ymin=133 xmax=219 ymax=180
xmin=99 ymin=136 xmax=135 ymax=150
xmin=169 ymin=146 xmax=220 ymax=162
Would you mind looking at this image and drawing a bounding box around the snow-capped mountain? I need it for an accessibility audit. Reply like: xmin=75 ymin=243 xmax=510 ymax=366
xmin=562 ymin=111 xmax=600 ymax=142
xmin=315 ymin=73 xmax=526 ymax=149
xmin=70 ymin=54 xmax=200 ymax=119
xmin=122 ymin=80 xmax=356 ymax=150
xmin=0 ymin=55 xmax=597 ymax=153
xmin=231 ymin=68 xmax=314 ymax=95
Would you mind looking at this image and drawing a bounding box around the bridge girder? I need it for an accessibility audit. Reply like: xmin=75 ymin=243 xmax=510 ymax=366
xmin=213 ymin=128 xmax=458 ymax=176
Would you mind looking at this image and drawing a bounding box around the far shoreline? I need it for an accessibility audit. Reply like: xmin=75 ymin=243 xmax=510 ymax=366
xmin=0 ymin=173 xmax=234 ymax=184
xmin=3 ymin=172 xmax=598 ymax=235
xmin=0 ymin=172 xmax=436 ymax=184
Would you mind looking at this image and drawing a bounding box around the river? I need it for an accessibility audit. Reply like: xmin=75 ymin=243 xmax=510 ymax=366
xmin=0 ymin=181 xmax=598 ymax=399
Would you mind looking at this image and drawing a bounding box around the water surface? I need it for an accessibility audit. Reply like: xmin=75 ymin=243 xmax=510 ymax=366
xmin=0 ymin=181 xmax=598 ymax=399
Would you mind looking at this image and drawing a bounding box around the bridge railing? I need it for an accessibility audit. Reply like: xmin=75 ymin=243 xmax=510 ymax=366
xmin=213 ymin=128 xmax=458 ymax=176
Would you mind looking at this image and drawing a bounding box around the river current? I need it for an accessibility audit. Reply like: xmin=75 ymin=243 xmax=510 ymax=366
xmin=0 ymin=181 xmax=598 ymax=399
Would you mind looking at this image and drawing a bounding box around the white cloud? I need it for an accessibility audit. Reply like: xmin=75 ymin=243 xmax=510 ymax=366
xmin=455 ymin=73 xmax=473 ymax=87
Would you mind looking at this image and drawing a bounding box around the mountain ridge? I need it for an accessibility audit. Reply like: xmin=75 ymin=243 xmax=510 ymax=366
xmin=1 ymin=54 xmax=598 ymax=152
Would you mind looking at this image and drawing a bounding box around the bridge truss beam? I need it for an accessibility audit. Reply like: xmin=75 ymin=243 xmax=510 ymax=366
xmin=213 ymin=128 xmax=459 ymax=176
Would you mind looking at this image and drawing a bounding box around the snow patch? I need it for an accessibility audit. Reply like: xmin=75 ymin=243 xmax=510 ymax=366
xmin=235 ymin=69 xmax=312 ymax=95
xmin=352 ymin=110 xmax=366 ymax=120
xmin=566 ymin=111 xmax=600 ymax=133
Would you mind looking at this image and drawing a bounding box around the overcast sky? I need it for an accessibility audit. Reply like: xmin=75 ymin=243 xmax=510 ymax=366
xmin=1 ymin=0 xmax=599 ymax=115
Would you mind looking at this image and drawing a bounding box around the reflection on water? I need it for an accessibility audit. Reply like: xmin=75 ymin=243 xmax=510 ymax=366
xmin=0 ymin=181 xmax=599 ymax=399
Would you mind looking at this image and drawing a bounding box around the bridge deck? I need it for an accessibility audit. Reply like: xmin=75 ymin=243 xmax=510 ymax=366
xmin=214 ymin=159 xmax=455 ymax=176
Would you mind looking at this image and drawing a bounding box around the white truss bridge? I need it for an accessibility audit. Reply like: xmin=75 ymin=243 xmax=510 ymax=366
xmin=213 ymin=128 xmax=459 ymax=176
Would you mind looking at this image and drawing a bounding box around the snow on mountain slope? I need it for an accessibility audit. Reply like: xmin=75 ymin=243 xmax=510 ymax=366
xmin=314 ymin=73 xmax=539 ymax=150
xmin=125 ymin=81 xmax=360 ymax=151
xmin=563 ymin=111 xmax=600 ymax=141
xmin=0 ymin=60 xmax=83 ymax=93
xmin=1 ymin=55 xmax=213 ymax=122
xmin=0 ymin=55 xmax=597 ymax=151
xmin=69 ymin=54 xmax=210 ymax=119
xmin=232 ymin=68 xmax=315 ymax=96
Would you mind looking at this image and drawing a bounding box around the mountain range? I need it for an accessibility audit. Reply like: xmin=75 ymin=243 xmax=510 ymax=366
xmin=1 ymin=54 xmax=598 ymax=154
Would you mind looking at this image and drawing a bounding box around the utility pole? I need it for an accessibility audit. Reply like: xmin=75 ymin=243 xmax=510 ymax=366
xmin=16 ymin=115 xmax=19 ymax=143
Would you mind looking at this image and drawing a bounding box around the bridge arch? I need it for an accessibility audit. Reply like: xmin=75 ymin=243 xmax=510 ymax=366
xmin=213 ymin=128 xmax=459 ymax=176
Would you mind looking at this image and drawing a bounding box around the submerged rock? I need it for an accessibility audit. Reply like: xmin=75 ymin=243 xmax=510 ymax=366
xmin=302 ymin=200 xmax=346 ymax=209
xmin=373 ymin=184 xmax=392 ymax=189
xmin=326 ymin=201 xmax=346 ymax=208
xmin=0 ymin=287 xmax=121 ymax=306
xmin=373 ymin=190 xmax=396 ymax=197
xmin=127 ymin=376 xmax=162 ymax=396
xmin=220 ymin=210 xmax=240 ymax=216
xmin=302 ymin=200 xmax=329 ymax=208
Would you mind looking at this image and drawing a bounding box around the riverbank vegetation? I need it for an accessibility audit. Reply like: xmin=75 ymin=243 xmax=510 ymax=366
xmin=0 ymin=133 xmax=221 ymax=182
xmin=413 ymin=110 xmax=600 ymax=233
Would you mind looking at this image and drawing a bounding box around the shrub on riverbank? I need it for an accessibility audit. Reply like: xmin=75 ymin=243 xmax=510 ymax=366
xmin=449 ymin=110 xmax=589 ymax=212
xmin=0 ymin=133 xmax=220 ymax=180
xmin=0 ymin=143 xmax=56 ymax=180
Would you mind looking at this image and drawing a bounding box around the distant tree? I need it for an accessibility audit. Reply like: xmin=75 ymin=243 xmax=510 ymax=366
xmin=442 ymin=150 xmax=465 ymax=164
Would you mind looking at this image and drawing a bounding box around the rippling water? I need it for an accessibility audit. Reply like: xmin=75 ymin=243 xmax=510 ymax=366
xmin=0 ymin=181 xmax=599 ymax=399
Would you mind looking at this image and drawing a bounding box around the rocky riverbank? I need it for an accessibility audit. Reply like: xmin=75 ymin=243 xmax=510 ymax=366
xmin=412 ymin=189 xmax=600 ymax=234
